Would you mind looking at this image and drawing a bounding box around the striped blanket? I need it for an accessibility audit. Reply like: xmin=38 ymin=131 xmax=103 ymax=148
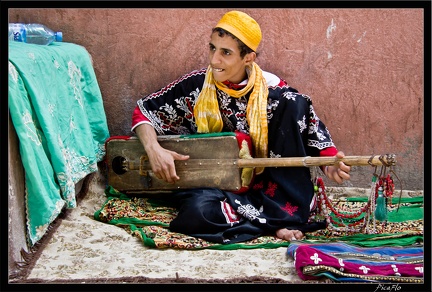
xmin=286 ymin=242 xmax=424 ymax=283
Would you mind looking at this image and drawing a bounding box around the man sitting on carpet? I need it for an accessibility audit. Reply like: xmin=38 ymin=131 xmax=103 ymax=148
xmin=131 ymin=10 xmax=351 ymax=244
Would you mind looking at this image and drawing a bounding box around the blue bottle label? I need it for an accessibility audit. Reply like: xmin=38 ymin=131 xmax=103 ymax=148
xmin=13 ymin=31 xmax=24 ymax=42
xmin=9 ymin=24 xmax=26 ymax=42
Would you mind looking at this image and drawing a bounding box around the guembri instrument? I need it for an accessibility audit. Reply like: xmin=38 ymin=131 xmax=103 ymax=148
xmin=105 ymin=133 xmax=396 ymax=194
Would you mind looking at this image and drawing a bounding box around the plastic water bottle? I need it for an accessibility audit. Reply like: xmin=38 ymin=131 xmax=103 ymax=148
xmin=8 ymin=23 xmax=63 ymax=45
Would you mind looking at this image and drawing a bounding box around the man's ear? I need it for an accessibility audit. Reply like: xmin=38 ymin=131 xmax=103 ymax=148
xmin=244 ymin=52 xmax=257 ymax=65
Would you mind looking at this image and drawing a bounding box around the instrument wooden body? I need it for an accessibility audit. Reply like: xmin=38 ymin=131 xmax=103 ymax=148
xmin=105 ymin=135 xmax=396 ymax=194
xmin=106 ymin=135 xmax=242 ymax=193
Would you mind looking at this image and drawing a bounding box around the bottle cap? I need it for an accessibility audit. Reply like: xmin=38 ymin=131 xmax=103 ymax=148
xmin=55 ymin=32 xmax=63 ymax=42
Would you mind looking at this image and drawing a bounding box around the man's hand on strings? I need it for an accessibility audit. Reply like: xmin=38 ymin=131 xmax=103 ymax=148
xmin=135 ymin=124 xmax=189 ymax=184
xmin=146 ymin=144 xmax=189 ymax=184
xmin=324 ymin=151 xmax=351 ymax=184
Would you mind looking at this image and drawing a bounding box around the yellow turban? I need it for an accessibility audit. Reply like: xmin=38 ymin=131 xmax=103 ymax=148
xmin=215 ymin=10 xmax=262 ymax=52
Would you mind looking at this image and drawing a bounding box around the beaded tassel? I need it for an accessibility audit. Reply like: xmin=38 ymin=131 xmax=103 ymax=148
xmin=312 ymin=162 xmax=396 ymax=236
xmin=375 ymin=185 xmax=388 ymax=221
xmin=315 ymin=177 xmax=368 ymax=234
xmin=366 ymin=174 xmax=378 ymax=233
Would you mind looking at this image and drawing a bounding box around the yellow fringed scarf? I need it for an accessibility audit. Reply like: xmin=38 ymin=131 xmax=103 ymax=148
xmin=194 ymin=62 xmax=269 ymax=174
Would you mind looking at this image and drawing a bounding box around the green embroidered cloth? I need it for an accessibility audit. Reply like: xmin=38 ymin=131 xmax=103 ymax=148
xmin=9 ymin=41 xmax=110 ymax=246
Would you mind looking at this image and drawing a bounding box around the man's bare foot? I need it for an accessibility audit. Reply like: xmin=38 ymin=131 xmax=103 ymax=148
xmin=275 ymin=228 xmax=304 ymax=241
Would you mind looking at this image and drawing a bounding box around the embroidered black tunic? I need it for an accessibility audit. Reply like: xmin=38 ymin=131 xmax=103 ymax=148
xmin=132 ymin=68 xmax=336 ymax=243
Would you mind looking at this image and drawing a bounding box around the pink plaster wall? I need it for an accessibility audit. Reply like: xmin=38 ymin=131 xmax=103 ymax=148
xmin=8 ymin=8 xmax=424 ymax=190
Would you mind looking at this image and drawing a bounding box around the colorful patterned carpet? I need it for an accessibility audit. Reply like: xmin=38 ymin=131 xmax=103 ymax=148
xmin=10 ymin=171 xmax=425 ymax=287
xmin=95 ymin=185 xmax=423 ymax=251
